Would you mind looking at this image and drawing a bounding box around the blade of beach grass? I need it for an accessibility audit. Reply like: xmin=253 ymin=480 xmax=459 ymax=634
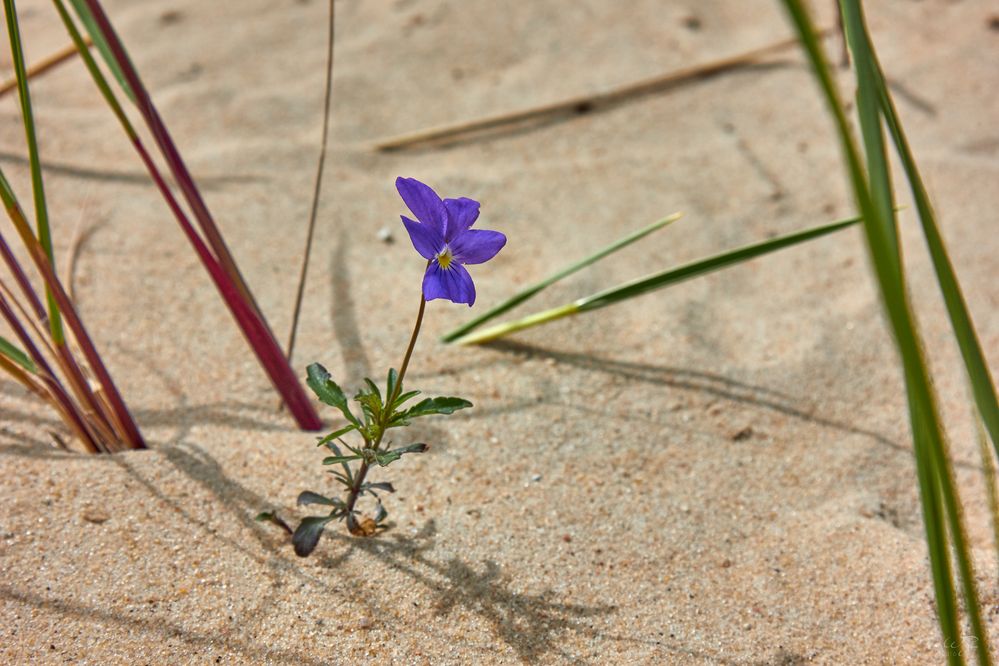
xmin=453 ymin=214 xmax=860 ymax=345
xmin=976 ymin=417 xmax=999 ymax=580
xmin=841 ymin=0 xmax=991 ymax=664
xmin=442 ymin=212 xmax=682 ymax=342
xmin=0 ymin=334 xmax=37 ymax=373
xmin=0 ymin=169 xmax=144 ymax=449
xmin=57 ymin=0 xmax=322 ymax=430
xmin=842 ymin=2 xmax=991 ymax=660
xmin=285 ymin=0 xmax=336 ymax=369
xmin=0 ymin=276 xmax=101 ymax=451
xmin=4 ymin=0 xmax=65 ymax=344
xmin=855 ymin=16 xmax=999 ymax=456
xmin=65 ymin=0 xmax=134 ymax=101
xmin=786 ymin=0 xmax=990 ymax=661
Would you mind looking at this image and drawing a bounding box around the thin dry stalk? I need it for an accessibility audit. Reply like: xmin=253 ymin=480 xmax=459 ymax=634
xmin=0 ymin=35 xmax=92 ymax=97
xmin=374 ymin=31 xmax=831 ymax=151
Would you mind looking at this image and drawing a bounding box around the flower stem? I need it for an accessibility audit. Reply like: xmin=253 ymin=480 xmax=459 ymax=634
xmin=344 ymin=293 xmax=427 ymax=534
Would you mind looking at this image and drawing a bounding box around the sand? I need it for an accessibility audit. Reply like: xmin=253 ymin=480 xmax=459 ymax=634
xmin=1 ymin=0 xmax=998 ymax=663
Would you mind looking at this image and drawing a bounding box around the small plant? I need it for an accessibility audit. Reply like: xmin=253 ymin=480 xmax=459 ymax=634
xmin=271 ymin=177 xmax=506 ymax=555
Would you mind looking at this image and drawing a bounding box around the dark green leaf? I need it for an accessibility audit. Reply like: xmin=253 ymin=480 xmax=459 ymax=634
xmin=307 ymin=363 xmax=360 ymax=426
xmin=254 ymin=510 xmax=291 ymax=534
xmin=363 ymin=481 xmax=396 ymax=494
xmin=392 ymin=389 xmax=421 ymax=411
xmin=362 ymin=377 xmax=383 ymax=405
xmin=386 ymin=368 xmax=399 ymax=403
xmin=316 ymin=424 xmax=357 ymax=447
xmin=323 ymin=453 xmax=362 ymax=466
xmin=399 ymin=397 xmax=472 ymax=421
xmin=374 ymin=442 xmax=428 ymax=467
xmin=355 ymin=388 xmax=383 ymax=425
xmin=297 ymin=491 xmax=336 ymax=507
xmin=374 ymin=502 xmax=388 ymax=524
xmin=293 ymin=516 xmax=333 ymax=557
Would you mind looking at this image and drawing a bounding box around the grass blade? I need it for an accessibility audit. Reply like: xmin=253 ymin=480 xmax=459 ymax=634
xmin=66 ymin=0 xmax=134 ymax=101
xmin=0 ymin=335 xmax=36 ymax=373
xmin=0 ymin=168 xmax=144 ymax=449
xmin=454 ymin=215 xmax=860 ymax=345
xmin=4 ymin=0 xmax=64 ymax=343
xmin=442 ymin=212 xmax=681 ymax=342
xmin=58 ymin=0 xmax=321 ymax=430
xmin=785 ymin=1 xmax=991 ymax=660
xmin=858 ymin=21 xmax=999 ymax=458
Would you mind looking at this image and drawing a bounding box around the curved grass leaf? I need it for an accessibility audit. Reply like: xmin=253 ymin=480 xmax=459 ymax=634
xmin=443 ymin=212 xmax=682 ymax=342
xmin=453 ymin=215 xmax=861 ymax=345
xmin=786 ymin=1 xmax=989 ymax=661
xmin=0 ymin=335 xmax=36 ymax=373
xmin=861 ymin=23 xmax=999 ymax=458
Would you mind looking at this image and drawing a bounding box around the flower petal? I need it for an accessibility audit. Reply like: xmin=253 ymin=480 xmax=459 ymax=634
xmin=396 ymin=177 xmax=447 ymax=236
xmin=443 ymin=197 xmax=480 ymax=241
xmin=402 ymin=215 xmax=444 ymax=260
xmin=450 ymin=229 xmax=506 ymax=265
xmin=423 ymin=262 xmax=476 ymax=306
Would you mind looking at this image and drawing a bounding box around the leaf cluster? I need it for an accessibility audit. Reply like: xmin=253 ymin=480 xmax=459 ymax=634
xmin=286 ymin=362 xmax=471 ymax=555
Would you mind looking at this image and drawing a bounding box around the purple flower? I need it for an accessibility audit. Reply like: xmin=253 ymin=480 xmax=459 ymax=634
xmin=397 ymin=177 xmax=506 ymax=306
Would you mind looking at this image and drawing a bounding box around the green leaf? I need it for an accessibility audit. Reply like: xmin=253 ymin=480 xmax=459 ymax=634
xmin=363 ymin=377 xmax=382 ymax=405
xmin=0 ymin=336 xmax=36 ymax=373
xmin=452 ymin=215 xmax=861 ymax=345
xmin=316 ymin=424 xmax=357 ymax=447
xmin=355 ymin=380 xmax=384 ymax=425
xmin=442 ymin=212 xmax=682 ymax=341
xmin=386 ymin=368 xmax=399 ymax=403
xmin=66 ymin=0 xmax=136 ymax=103
xmin=362 ymin=481 xmax=396 ymax=495
xmin=398 ymin=397 xmax=473 ymax=420
xmin=323 ymin=453 xmax=362 ymax=466
xmin=307 ymin=363 xmax=360 ymax=426
xmin=392 ymin=389 xmax=421 ymax=411
xmin=292 ymin=515 xmax=334 ymax=557
xmin=374 ymin=442 xmax=428 ymax=467
xmin=296 ymin=491 xmax=337 ymax=507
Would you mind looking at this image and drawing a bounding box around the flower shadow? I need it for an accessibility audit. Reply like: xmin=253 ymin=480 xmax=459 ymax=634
xmin=323 ymin=521 xmax=633 ymax=663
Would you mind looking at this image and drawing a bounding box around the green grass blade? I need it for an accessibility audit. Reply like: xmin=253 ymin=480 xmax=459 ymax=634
xmin=843 ymin=3 xmax=991 ymax=660
xmin=4 ymin=0 xmax=64 ymax=344
xmin=860 ymin=24 xmax=999 ymax=459
xmin=52 ymin=0 xmax=132 ymax=131
xmin=454 ymin=215 xmax=860 ymax=345
xmin=66 ymin=0 xmax=135 ymax=102
xmin=442 ymin=212 xmax=682 ymax=342
xmin=786 ymin=0 xmax=983 ymax=660
xmin=0 ymin=335 xmax=36 ymax=373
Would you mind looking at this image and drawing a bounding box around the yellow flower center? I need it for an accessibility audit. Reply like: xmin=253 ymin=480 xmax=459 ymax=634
xmin=436 ymin=246 xmax=454 ymax=270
